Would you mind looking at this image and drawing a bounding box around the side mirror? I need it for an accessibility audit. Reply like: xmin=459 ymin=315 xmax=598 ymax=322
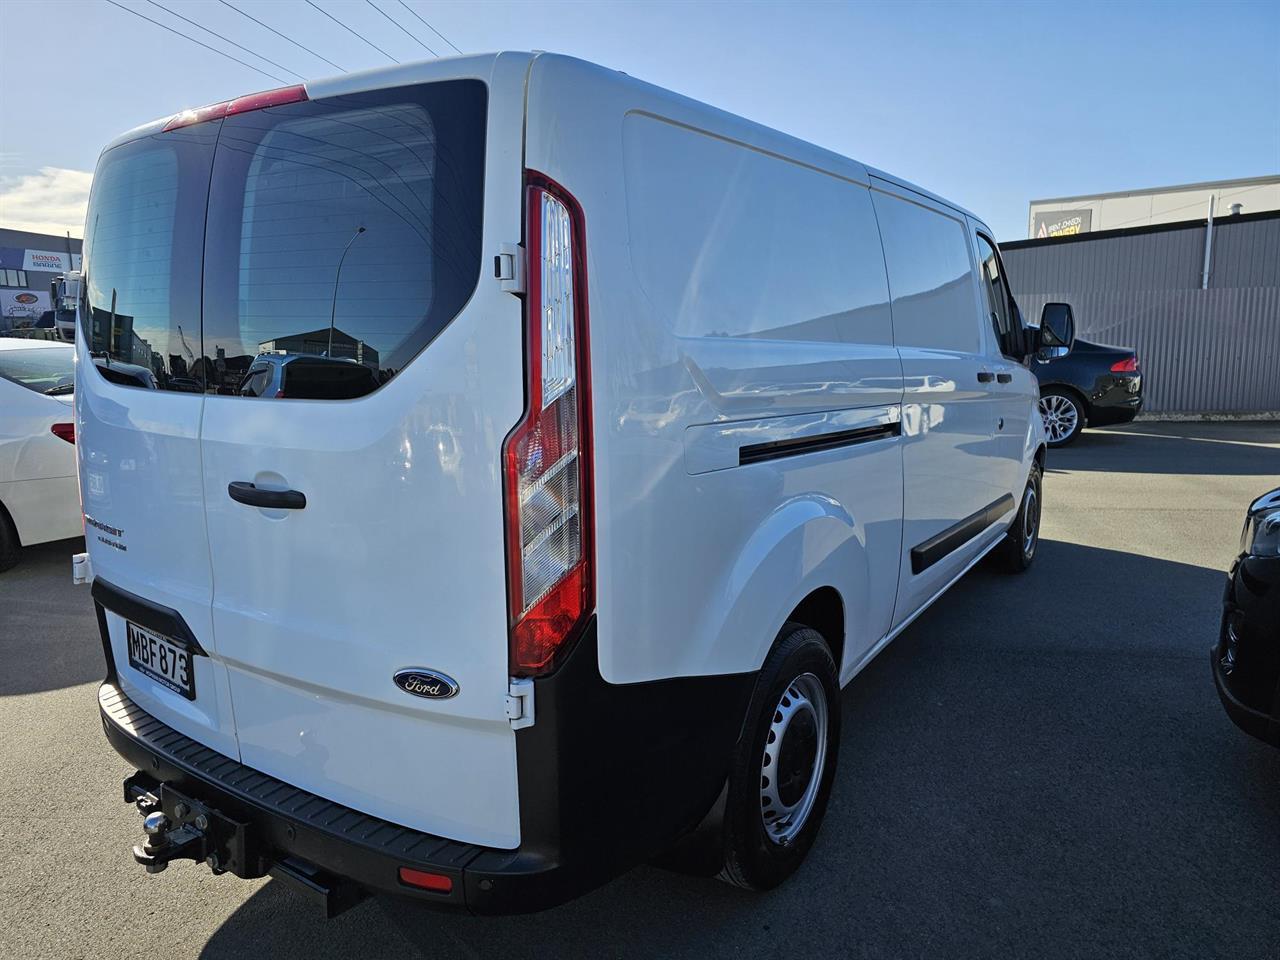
xmin=1038 ymin=302 xmax=1075 ymax=359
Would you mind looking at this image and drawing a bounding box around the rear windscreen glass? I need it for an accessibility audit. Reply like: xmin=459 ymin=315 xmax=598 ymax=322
xmin=81 ymin=80 xmax=487 ymax=397
xmin=202 ymin=80 xmax=487 ymax=396
xmin=80 ymin=122 xmax=219 ymax=392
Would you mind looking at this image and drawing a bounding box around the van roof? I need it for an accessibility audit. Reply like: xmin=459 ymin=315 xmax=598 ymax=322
xmin=102 ymin=50 xmax=981 ymax=228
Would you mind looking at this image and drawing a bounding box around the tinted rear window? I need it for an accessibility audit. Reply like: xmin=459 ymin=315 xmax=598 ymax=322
xmin=81 ymin=80 xmax=487 ymax=397
xmin=203 ymin=79 xmax=486 ymax=396
xmin=80 ymin=122 xmax=219 ymax=392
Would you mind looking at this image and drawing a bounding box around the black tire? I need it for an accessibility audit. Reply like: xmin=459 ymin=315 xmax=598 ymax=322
xmin=0 ymin=506 xmax=20 ymax=573
xmin=1038 ymin=387 xmax=1085 ymax=447
xmin=997 ymin=462 xmax=1041 ymax=573
xmin=719 ymin=623 xmax=840 ymax=891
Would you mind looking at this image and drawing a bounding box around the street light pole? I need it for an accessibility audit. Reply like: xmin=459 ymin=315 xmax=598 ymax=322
xmin=328 ymin=226 xmax=366 ymax=357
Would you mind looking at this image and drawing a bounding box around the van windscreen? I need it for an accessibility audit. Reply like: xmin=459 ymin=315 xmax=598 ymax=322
xmin=81 ymin=80 xmax=487 ymax=397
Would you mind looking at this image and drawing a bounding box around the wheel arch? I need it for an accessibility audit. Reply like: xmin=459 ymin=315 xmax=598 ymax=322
xmin=1039 ymin=381 xmax=1090 ymax=415
xmin=692 ymin=493 xmax=865 ymax=681
xmin=0 ymin=494 xmax=17 ymax=542
xmin=784 ymin=587 xmax=845 ymax=678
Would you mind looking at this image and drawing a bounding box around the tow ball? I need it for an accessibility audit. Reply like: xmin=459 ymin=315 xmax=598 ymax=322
xmin=134 ymin=811 xmax=207 ymax=874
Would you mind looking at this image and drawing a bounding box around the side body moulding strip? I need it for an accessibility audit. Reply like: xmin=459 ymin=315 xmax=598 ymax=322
xmin=910 ymin=494 xmax=1015 ymax=574
xmin=739 ymin=421 xmax=901 ymax=466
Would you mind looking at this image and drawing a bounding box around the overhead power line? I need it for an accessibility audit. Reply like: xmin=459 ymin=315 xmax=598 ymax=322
xmin=143 ymin=0 xmax=304 ymax=81
xmin=218 ymin=0 xmax=347 ymax=74
xmin=102 ymin=0 xmax=288 ymax=85
xmin=304 ymin=0 xmax=400 ymax=64
xmin=397 ymin=0 xmax=462 ymax=54
xmin=366 ymin=0 xmax=437 ymax=56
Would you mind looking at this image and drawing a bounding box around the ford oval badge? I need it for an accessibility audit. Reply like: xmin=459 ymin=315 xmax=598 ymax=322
xmin=394 ymin=669 xmax=459 ymax=700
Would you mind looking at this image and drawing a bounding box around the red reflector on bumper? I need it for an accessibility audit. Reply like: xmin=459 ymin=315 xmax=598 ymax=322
xmin=398 ymin=867 xmax=453 ymax=893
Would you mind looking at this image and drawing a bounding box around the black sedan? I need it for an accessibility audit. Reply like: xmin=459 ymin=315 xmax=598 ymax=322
xmin=1033 ymin=338 xmax=1143 ymax=446
xmin=1213 ymin=488 xmax=1280 ymax=749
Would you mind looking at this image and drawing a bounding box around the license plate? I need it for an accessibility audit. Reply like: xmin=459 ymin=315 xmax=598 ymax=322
xmin=126 ymin=621 xmax=196 ymax=701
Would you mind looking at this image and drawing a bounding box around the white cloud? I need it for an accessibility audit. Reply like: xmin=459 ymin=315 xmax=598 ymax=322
xmin=0 ymin=167 xmax=93 ymax=238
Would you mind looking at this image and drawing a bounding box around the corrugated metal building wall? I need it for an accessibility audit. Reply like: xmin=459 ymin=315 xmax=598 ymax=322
xmin=1002 ymin=211 xmax=1280 ymax=414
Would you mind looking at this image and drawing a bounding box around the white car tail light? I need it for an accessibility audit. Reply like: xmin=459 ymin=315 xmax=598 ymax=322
xmin=503 ymin=176 xmax=594 ymax=676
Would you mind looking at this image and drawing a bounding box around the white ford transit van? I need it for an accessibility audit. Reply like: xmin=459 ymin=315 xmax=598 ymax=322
xmin=76 ymin=52 xmax=1074 ymax=914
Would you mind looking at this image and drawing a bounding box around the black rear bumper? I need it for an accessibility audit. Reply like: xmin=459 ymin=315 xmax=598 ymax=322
xmin=97 ymin=610 xmax=756 ymax=914
xmin=1086 ymin=378 xmax=1143 ymax=426
xmin=100 ymin=681 xmax=535 ymax=911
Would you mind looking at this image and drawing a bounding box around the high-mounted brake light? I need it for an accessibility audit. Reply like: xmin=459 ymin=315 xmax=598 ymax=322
xmin=502 ymin=174 xmax=594 ymax=677
xmin=1110 ymin=356 xmax=1139 ymax=373
xmin=51 ymin=422 xmax=75 ymax=445
xmin=163 ymin=84 xmax=307 ymax=131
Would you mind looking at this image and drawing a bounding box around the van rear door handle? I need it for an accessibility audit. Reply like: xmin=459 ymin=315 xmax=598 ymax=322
xmin=976 ymin=371 xmax=995 ymax=383
xmin=228 ymin=481 xmax=307 ymax=510
xmin=996 ymin=372 xmax=1013 ymax=383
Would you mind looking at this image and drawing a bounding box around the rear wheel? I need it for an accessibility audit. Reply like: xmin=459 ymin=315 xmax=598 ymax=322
xmin=719 ymin=623 xmax=840 ymax=890
xmin=1039 ymin=388 xmax=1084 ymax=447
xmin=0 ymin=507 xmax=20 ymax=573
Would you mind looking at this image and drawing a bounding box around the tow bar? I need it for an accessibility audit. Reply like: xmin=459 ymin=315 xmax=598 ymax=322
xmin=124 ymin=772 xmax=259 ymax=876
xmin=123 ymin=771 xmax=368 ymax=917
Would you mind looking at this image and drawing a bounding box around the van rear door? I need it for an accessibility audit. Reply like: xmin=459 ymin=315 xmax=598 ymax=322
xmin=77 ymin=120 xmax=241 ymax=760
xmin=197 ymin=61 xmax=529 ymax=848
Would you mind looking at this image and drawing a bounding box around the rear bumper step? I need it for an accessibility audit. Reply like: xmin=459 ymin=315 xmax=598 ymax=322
xmin=99 ymin=682 xmax=546 ymax=913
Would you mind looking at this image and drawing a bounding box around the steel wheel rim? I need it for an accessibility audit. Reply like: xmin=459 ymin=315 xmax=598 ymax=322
xmin=1021 ymin=482 xmax=1039 ymax=557
xmin=1039 ymin=394 xmax=1078 ymax=443
xmin=759 ymin=672 xmax=828 ymax=846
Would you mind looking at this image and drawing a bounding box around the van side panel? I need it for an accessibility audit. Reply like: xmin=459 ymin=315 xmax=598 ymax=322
xmin=525 ymin=55 xmax=904 ymax=685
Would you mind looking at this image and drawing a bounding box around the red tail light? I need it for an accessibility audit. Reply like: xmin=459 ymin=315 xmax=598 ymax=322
xmin=1110 ymin=356 xmax=1139 ymax=373
xmin=51 ymin=422 xmax=75 ymax=444
xmin=502 ymin=173 xmax=594 ymax=677
xmin=164 ymin=84 xmax=307 ymax=131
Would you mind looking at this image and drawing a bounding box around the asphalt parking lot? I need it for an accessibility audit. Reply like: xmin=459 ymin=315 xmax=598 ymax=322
xmin=2 ymin=420 xmax=1279 ymax=959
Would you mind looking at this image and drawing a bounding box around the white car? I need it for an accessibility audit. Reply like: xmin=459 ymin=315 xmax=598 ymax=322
xmin=0 ymin=338 xmax=80 ymax=570
xmin=77 ymin=53 xmax=1074 ymax=913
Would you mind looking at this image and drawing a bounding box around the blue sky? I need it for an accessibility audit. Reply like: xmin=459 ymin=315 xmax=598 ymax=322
xmin=1 ymin=0 xmax=1276 ymax=241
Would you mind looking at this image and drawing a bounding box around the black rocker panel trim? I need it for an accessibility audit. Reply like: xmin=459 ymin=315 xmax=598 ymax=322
xmin=739 ymin=420 xmax=901 ymax=466
xmin=911 ymin=493 xmax=1016 ymax=574
xmin=91 ymin=577 xmax=208 ymax=657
